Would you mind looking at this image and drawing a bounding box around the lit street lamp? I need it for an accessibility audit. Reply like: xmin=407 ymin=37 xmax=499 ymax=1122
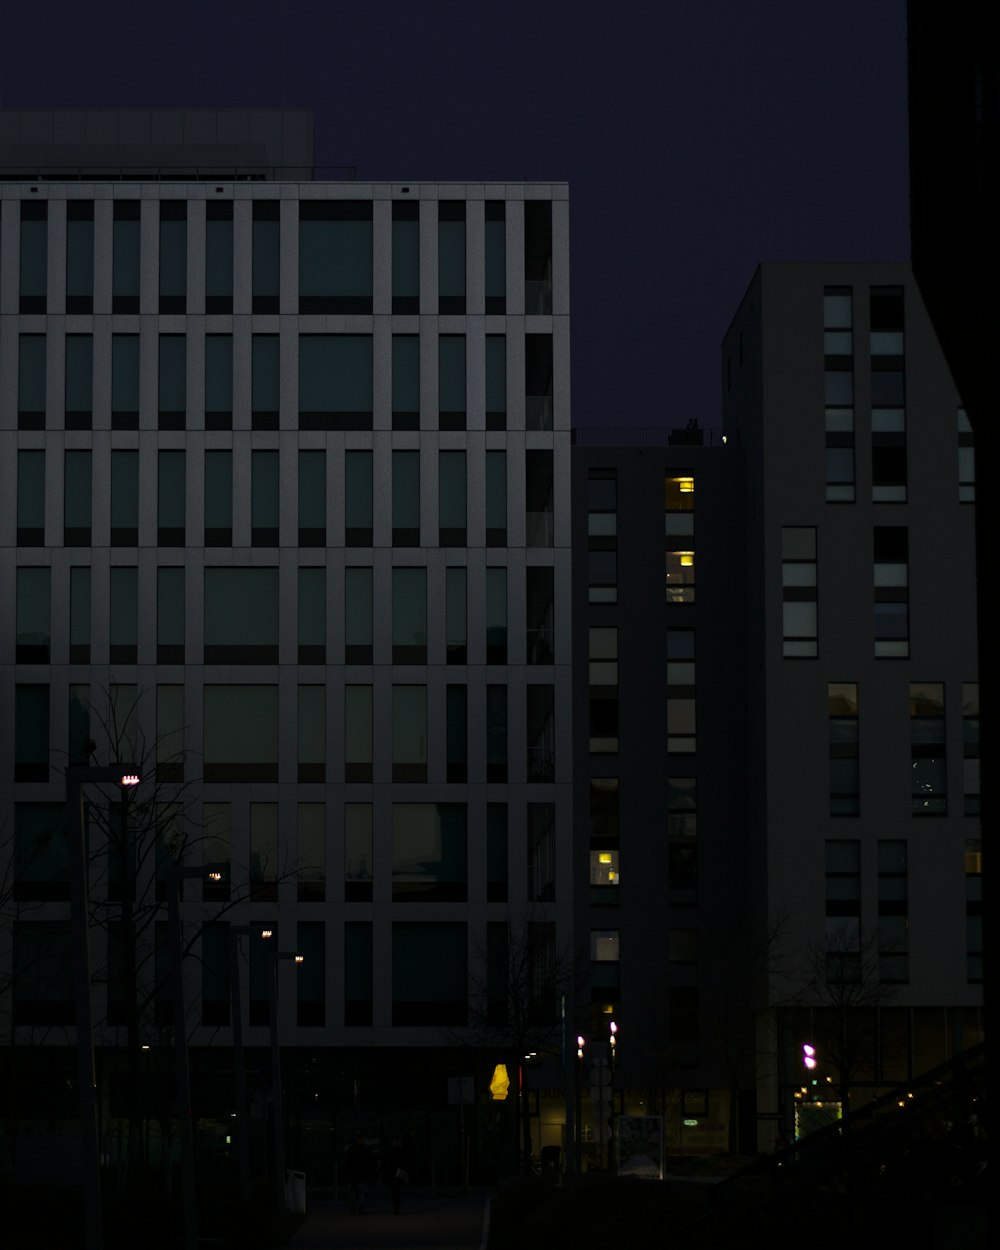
xmin=66 ymin=763 xmax=141 ymax=1250
xmin=260 ymin=929 xmax=304 ymax=1216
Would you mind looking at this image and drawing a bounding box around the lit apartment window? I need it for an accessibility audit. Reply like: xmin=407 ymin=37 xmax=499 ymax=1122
xmin=66 ymin=200 xmax=94 ymax=313
xmin=870 ymin=286 xmax=906 ymax=502
xmin=825 ymin=840 xmax=860 ymax=981
xmin=910 ymin=682 xmax=946 ymax=815
xmin=590 ymin=848 xmax=620 ymax=901
xmin=345 ymin=803 xmax=373 ymax=902
xmin=667 ymin=778 xmax=696 ymax=906
xmin=828 ymin=683 xmax=859 ymax=815
xmin=667 ymin=629 xmax=696 ymax=753
xmin=877 ymin=840 xmax=908 ymax=984
xmin=588 ymin=471 xmax=618 ymax=604
xmin=824 ymin=286 xmax=855 ymax=502
xmin=589 ymin=627 xmax=619 ymax=754
xmin=965 ymin=841 xmax=982 ymax=983
xmin=874 ymin=527 xmax=908 ymax=657
xmin=665 ymin=474 xmax=695 ymax=602
xmin=957 ymin=408 xmax=975 ymax=502
xmin=781 ymin=526 xmax=817 ymax=657
xmin=205 ymin=200 xmax=233 ymax=313
xmin=963 ymin=683 xmax=980 ymax=816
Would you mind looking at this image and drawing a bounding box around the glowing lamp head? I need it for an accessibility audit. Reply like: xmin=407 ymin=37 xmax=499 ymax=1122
xmin=121 ymin=773 xmax=140 ymax=787
xmin=294 ymin=954 xmax=305 ymax=964
xmin=260 ymin=929 xmax=274 ymax=940
xmin=802 ymin=1043 xmax=817 ymax=1070
xmin=207 ymin=871 xmax=223 ymax=882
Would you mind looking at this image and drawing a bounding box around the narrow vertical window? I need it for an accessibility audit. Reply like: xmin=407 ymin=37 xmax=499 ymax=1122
xmin=110 ymin=450 xmax=139 ymax=546
xmin=392 ymin=334 xmax=420 ymax=430
xmin=156 ymin=684 xmax=185 ymax=783
xmin=17 ymin=450 xmax=45 ymax=546
xmin=446 ymin=568 xmax=467 ymax=664
xmin=392 ymin=686 xmax=427 ymax=781
xmin=485 ymin=567 xmax=507 ymax=663
xmin=874 ymin=527 xmax=908 ymax=657
xmin=345 ymin=686 xmax=373 ymax=782
xmin=439 ymin=451 xmax=467 ymax=546
xmin=15 ymin=568 xmax=51 ymax=663
xmin=392 ymin=568 xmax=427 ymax=663
xmin=484 ymin=201 xmax=506 ymax=314
xmin=109 ymin=568 xmax=138 ymax=663
xmin=251 ymin=334 xmax=280 ymax=430
xmin=877 ymin=841 xmax=908 ymax=983
xmin=158 ymin=450 xmax=186 ymax=546
xmin=18 ymin=335 xmax=46 ymax=430
xmin=64 ymin=335 xmax=93 ymax=429
xmin=299 ymin=201 xmax=372 ymax=313
xmin=485 ymin=451 xmax=507 ymax=546
xmin=666 ymin=629 xmax=696 ymax=753
xmin=66 ymin=200 xmax=95 ymax=313
xmin=252 ymin=200 xmax=280 ymax=313
xmin=824 ymin=286 xmax=855 ymax=502
xmin=589 ymin=627 xmax=619 ymax=754
xmin=345 ymin=922 xmax=373 ymax=1023
xmin=528 ymin=804 xmax=556 ymax=901
xmin=70 ymin=567 xmax=91 ymax=663
xmin=15 ymin=685 xmax=50 ymax=781
xmin=298 ymin=450 xmax=326 ymax=546
xmin=665 ymin=474 xmax=695 ymax=602
xmin=204 ymin=334 xmax=233 ymax=430
xmin=249 ymin=804 xmax=278 ymax=901
xmin=526 ymin=566 xmax=554 ymax=664
xmin=64 ymin=450 xmax=92 ymax=546
xmin=205 ymin=200 xmax=233 ymax=313
xmin=526 ymin=684 xmax=555 ymax=781
xmin=588 ymin=472 xmax=618 ymax=604
xmin=825 ymin=840 xmax=861 ymax=979
xmin=486 ymin=686 xmax=508 ymax=782
xmin=524 ymin=200 xmax=552 ymax=313
xmin=159 ymin=200 xmax=187 ymax=313
xmin=438 ymin=335 xmax=466 ymax=430
xmin=485 ymin=334 xmax=507 ymax=430
xmin=158 ymin=334 xmax=186 ymax=430
xmin=438 ymin=201 xmax=466 ymax=313
xmin=910 ymin=682 xmax=946 ymax=815
xmin=392 ymin=450 xmax=421 ymax=546
xmin=20 ymin=201 xmax=47 ymax=313
xmin=668 ymin=779 xmax=697 ymax=905
xmin=344 ymin=568 xmax=373 ymax=663
xmin=391 ymin=200 xmax=419 ymax=313
xmin=157 ymin=567 xmax=184 ymax=664
xmin=204 ymin=450 xmax=232 ymax=546
xmin=296 ymin=923 xmax=326 ymax=1025
xmin=870 ymin=286 xmax=906 ymax=502
xmin=963 ymin=683 xmax=980 ymax=816
xmin=298 ymin=567 xmax=326 ymax=664
xmin=345 ymin=450 xmax=373 ymax=546
xmin=957 ymin=408 xmax=975 ymax=502
xmin=781 ymin=526 xmax=817 ymax=656
xmin=525 ymin=334 xmax=553 ymax=430
xmin=447 ymin=686 xmax=468 ymax=782
xmin=345 ymin=804 xmax=373 ymax=901
xmin=200 ymin=924 xmax=230 ymax=1025
xmin=112 ymin=201 xmax=141 ymax=313
xmin=111 ymin=335 xmax=140 ymax=429
xmin=251 ymin=450 xmax=279 ymax=547
xmin=526 ymin=450 xmax=554 ymax=548
xmin=828 ymin=683 xmax=859 ymax=815
xmin=297 ymin=804 xmax=326 ymax=903
xmin=965 ymin=842 xmax=982 ymax=983
xmin=298 ymin=685 xmax=326 ymax=782
xmin=487 ymin=804 xmax=508 ymax=901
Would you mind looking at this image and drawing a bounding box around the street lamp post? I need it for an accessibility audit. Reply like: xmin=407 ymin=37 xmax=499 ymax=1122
xmin=228 ymin=926 xmax=254 ymax=1204
xmin=260 ymin=930 xmax=303 ymax=1217
xmin=65 ymin=763 xmax=140 ymax=1250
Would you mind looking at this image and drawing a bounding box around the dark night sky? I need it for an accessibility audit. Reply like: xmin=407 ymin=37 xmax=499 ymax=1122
xmin=0 ymin=0 xmax=910 ymax=428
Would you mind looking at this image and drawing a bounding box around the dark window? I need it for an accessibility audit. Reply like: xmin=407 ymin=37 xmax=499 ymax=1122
xmin=345 ymin=451 xmax=373 ymax=545
xmin=205 ymin=200 xmax=233 ymax=313
xmin=15 ymin=685 xmax=50 ymax=781
xmin=157 ymin=567 xmax=184 ymax=664
xmin=392 ymin=200 xmax=419 ymax=313
xmin=296 ymin=922 xmax=326 ymax=1026
xmin=392 ymin=335 xmax=420 ymax=430
xmin=110 ymin=450 xmax=139 ymax=546
xmin=158 ymin=450 xmax=186 ymax=546
xmin=392 ymin=922 xmax=467 ymax=1025
xmin=64 ymin=450 xmax=92 ymax=546
xmin=158 ymin=335 xmax=186 ymax=430
xmin=525 ymin=334 xmax=553 ymax=430
xmin=205 ymin=335 xmax=233 ymax=429
xmin=112 ymin=201 xmax=141 ymax=313
xmin=18 ymin=335 xmax=46 ymax=430
xmin=524 ymin=200 xmax=552 ymax=313
xmin=112 ymin=335 xmax=140 ymax=429
xmin=204 ymin=569 xmax=279 ymax=663
xmin=159 ymin=200 xmax=187 ymax=313
xmin=447 ymin=685 xmax=468 ymax=782
xmin=17 ymin=450 xmax=45 ymax=546
xmin=252 ymin=335 xmax=279 ymax=430
xmin=251 ymin=450 xmax=279 ymax=547
xmin=204 ymin=451 xmax=232 ymax=546
xmin=392 ymin=450 xmax=420 ymax=546
xmin=66 ymin=201 xmax=94 ymax=313
xmin=298 ymin=567 xmax=326 ymax=663
xmin=64 ymin=335 xmax=93 ymax=429
xmin=439 ymin=450 xmax=466 ymax=546
xmin=298 ymin=450 xmax=326 ymax=546
xmin=109 ymin=568 xmax=138 ymax=662
xmin=299 ymin=201 xmax=373 ymax=313
xmin=15 ymin=567 xmax=50 ymax=663
xmin=345 ymin=922 xmax=372 ymax=1025
xmin=485 ymin=335 xmax=506 ymax=429
xmin=299 ymin=335 xmax=373 ymax=430
xmin=438 ymin=201 xmax=466 ymax=313
xmin=439 ymin=336 xmax=466 ymax=429
xmin=20 ymin=201 xmax=47 ymax=313
xmin=252 ymin=200 xmax=280 ymax=313
xmin=485 ymin=200 xmax=506 ymax=314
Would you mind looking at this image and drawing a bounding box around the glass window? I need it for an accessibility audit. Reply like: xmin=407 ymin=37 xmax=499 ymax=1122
xmin=345 ymin=922 xmax=373 ymax=1023
xmin=392 ymin=200 xmax=420 ymax=313
xmin=17 ymin=450 xmax=45 ymax=545
xmin=20 ymin=201 xmax=47 ymax=313
xmin=298 ymin=450 xmax=325 ymax=545
xmin=392 ymin=685 xmax=427 ymax=782
xmin=205 ymin=334 xmax=233 ymax=429
xmin=158 ymin=335 xmax=186 ymax=429
xmin=526 ymin=450 xmax=554 ymax=548
xmin=298 ymin=685 xmax=326 ymax=782
xmin=14 ymin=803 xmax=69 ymax=901
xmin=487 ymin=804 xmax=508 ymax=901
xmin=485 ymin=201 xmax=506 ymax=313
xmin=485 ymin=334 xmax=506 ymax=429
xmin=963 ymin=682 xmax=980 ymax=816
xmin=112 ymin=201 xmax=141 ymax=312
xmin=525 ymin=334 xmax=553 ymax=430
xmin=204 ymin=568 xmax=279 ymax=663
xmin=392 ymin=922 xmax=467 ymax=1026
xmin=392 ymin=804 xmax=467 ymax=901
xmin=485 ymin=451 xmax=507 ymax=545
xmin=299 ymin=335 xmax=373 ymax=431
xmin=156 ymin=684 xmax=185 ymax=783
xmin=782 ymin=526 xmax=817 ymax=657
xmin=526 ymin=566 xmax=554 ymax=664
xmin=249 ymin=803 xmax=278 ymax=900
xmin=64 ymin=449 xmax=92 ymax=546
xmin=252 ymin=200 xmax=280 ymax=313
xmin=15 ymin=685 xmax=50 ymax=781
xmin=665 ymin=474 xmax=695 ymax=602
xmin=524 ymin=200 xmax=552 ymax=314
xmin=251 ymin=450 xmax=279 ymax=546
xmin=205 ymin=201 xmax=233 ymax=313
xmin=829 ymin=682 xmax=860 ymax=815
xmin=439 ymin=450 xmax=466 ymax=546
xmin=66 ymin=200 xmax=94 ymax=313
xmin=110 ymin=450 xmax=139 ymax=545
xmin=158 ymin=450 xmax=185 ymax=545
xmin=252 ymin=334 xmax=279 ymax=430
xmin=157 ymin=567 xmax=184 ymax=664
xmin=18 ymin=335 xmax=46 ymax=429
xmin=298 ymin=567 xmax=326 ymax=663
xmin=14 ymin=921 xmax=74 ymax=1024
xmin=345 ymin=685 xmax=373 ymax=782
xmin=486 ymin=685 xmax=507 ymax=782
xmin=203 ymin=685 xmax=279 ymax=781
xmin=589 ymin=627 xmax=619 ymax=754
xmin=299 ymin=201 xmax=372 ymax=313
xmin=296 ymin=921 xmax=326 ymax=1025
xmin=874 ymin=527 xmax=909 ymax=658
xmin=16 ymin=567 xmax=51 ymax=663
xmin=392 ymin=450 xmax=420 ymax=545
xmin=392 ymin=568 xmax=427 ymax=663
xmin=486 ymin=567 xmax=507 ymax=664
xmin=64 ymin=335 xmax=93 ymax=429
xmin=345 ymin=450 xmax=373 ymax=545
xmin=297 ymin=804 xmax=325 ymax=903
xmin=439 ymin=335 xmax=466 ymax=429
xmin=438 ymin=201 xmax=466 ymax=313
xmin=668 ymin=778 xmax=697 ymax=905
xmin=958 ymin=408 xmax=975 ymax=503
xmin=112 ymin=335 xmax=140 ymax=429
xmin=528 ymin=803 xmax=556 ymax=901
xmin=446 ymin=568 xmax=467 ymax=664
xmin=911 ymin=682 xmax=946 ymax=815
xmin=392 ymin=334 xmax=420 ymax=430
xmin=344 ymin=567 xmax=373 ymax=663
xmin=527 ymin=684 xmax=555 ymax=781
xmin=200 ymin=922 xmax=230 ymax=1026
xmin=200 ymin=804 xmax=230 ymax=902
xmin=345 ymin=804 xmax=373 ymax=901
xmin=159 ymin=200 xmax=187 ymax=313
xmin=70 ymin=567 xmax=91 ymax=662
xmin=447 ymin=685 xmax=468 ymax=782
xmin=204 ymin=450 xmax=232 ymax=545
xmin=109 ymin=568 xmax=138 ymax=662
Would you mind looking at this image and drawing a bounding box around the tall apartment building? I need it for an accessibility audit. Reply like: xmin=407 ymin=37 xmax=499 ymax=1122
xmin=723 ymin=263 xmax=982 ymax=1145
xmin=0 ymin=110 xmax=572 ymax=1182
